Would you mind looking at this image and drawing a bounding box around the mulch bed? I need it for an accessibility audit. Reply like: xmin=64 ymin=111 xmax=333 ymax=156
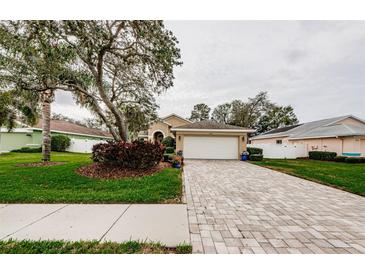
xmin=76 ymin=162 xmax=171 ymax=179
xmin=16 ymin=162 xmax=65 ymax=167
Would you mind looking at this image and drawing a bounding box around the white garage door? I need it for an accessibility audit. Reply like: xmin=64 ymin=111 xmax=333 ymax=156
xmin=183 ymin=136 xmax=238 ymax=159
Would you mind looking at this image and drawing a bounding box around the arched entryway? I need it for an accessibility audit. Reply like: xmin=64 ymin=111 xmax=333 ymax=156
xmin=153 ymin=131 xmax=164 ymax=143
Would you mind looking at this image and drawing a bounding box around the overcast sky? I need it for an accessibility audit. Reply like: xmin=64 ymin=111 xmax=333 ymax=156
xmin=53 ymin=21 xmax=365 ymax=123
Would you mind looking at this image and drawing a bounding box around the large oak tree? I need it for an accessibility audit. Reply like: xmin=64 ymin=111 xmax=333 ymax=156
xmin=0 ymin=20 xmax=181 ymax=161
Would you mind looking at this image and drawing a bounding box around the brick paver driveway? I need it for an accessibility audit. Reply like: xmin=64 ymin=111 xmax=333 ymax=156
xmin=184 ymin=160 xmax=365 ymax=254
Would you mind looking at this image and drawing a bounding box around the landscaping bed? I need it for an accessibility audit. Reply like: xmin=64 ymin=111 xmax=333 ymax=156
xmin=251 ymin=159 xmax=365 ymax=196
xmin=0 ymin=152 xmax=182 ymax=203
xmin=76 ymin=162 xmax=171 ymax=179
xmin=0 ymin=239 xmax=192 ymax=254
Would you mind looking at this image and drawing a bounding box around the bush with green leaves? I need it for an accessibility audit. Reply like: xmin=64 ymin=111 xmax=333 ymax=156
xmin=92 ymin=140 xmax=165 ymax=169
xmin=51 ymin=135 xmax=71 ymax=152
xmin=161 ymin=136 xmax=175 ymax=148
xmin=11 ymin=147 xmax=42 ymax=153
xmin=345 ymin=157 xmax=365 ymax=164
xmin=247 ymin=147 xmax=263 ymax=155
xmin=308 ymin=151 xmax=337 ymax=161
xmin=249 ymin=154 xmax=263 ymax=161
xmin=165 ymin=147 xmax=175 ymax=154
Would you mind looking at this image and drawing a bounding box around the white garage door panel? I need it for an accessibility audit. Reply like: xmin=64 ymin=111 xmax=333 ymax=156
xmin=183 ymin=136 xmax=238 ymax=159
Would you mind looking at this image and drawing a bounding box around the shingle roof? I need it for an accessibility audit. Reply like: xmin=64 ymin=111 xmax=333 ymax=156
xmin=172 ymin=120 xmax=252 ymax=130
xmin=252 ymin=115 xmax=365 ymax=140
xmin=263 ymin=124 xmax=302 ymax=135
xmin=33 ymin=119 xmax=112 ymax=138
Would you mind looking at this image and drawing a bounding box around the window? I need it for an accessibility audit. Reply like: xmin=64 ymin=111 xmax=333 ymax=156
xmin=276 ymin=139 xmax=282 ymax=144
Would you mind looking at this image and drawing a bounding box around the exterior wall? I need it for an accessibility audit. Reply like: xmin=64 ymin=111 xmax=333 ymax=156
xmin=338 ymin=117 xmax=365 ymax=127
xmin=163 ymin=116 xmax=190 ymax=128
xmin=0 ymin=130 xmax=111 ymax=152
xmin=0 ymin=132 xmax=33 ymax=151
xmin=175 ymin=131 xmax=248 ymax=159
xmin=252 ymin=136 xmax=365 ymax=156
xmin=147 ymin=121 xmax=170 ymax=141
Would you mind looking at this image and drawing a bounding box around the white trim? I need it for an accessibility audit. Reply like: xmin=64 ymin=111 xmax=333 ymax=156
xmin=0 ymin=128 xmax=33 ymax=133
xmin=161 ymin=113 xmax=192 ymax=124
xmin=151 ymin=130 xmax=165 ymax=140
xmin=171 ymin=128 xmax=255 ymax=133
xmin=31 ymin=128 xmax=113 ymax=139
xmin=251 ymin=134 xmax=289 ymax=140
xmin=288 ymin=135 xmax=338 ymax=140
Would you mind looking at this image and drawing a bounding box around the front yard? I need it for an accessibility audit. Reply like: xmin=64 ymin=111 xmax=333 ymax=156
xmin=0 ymin=152 xmax=182 ymax=203
xmin=251 ymin=159 xmax=365 ymax=196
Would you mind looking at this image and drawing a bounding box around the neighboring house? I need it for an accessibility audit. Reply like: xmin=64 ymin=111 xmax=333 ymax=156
xmin=0 ymin=119 xmax=112 ymax=153
xmin=171 ymin=120 xmax=255 ymax=160
xmin=250 ymin=115 xmax=365 ymax=157
xmin=138 ymin=113 xmax=192 ymax=142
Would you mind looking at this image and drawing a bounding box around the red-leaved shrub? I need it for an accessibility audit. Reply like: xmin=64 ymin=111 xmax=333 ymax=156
xmin=92 ymin=140 xmax=165 ymax=169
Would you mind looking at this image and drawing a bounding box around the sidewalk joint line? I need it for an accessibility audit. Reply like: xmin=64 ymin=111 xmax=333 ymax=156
xmin=1 ymin=204 xmax=69 ymax=240
xmin=99 ymin=204 xmax=132 ymax=242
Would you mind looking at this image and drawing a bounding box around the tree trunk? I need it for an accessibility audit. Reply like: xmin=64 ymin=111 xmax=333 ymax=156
xmin=41 ymin=90 xmax=54 ymax=162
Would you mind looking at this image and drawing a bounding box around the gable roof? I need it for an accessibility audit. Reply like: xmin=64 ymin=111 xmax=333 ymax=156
xmin=33 ymin=119 xmax=112 ymax=138
xmin=161 ymin=113 xmax=192 ymax=124
xmin=252 ymin=115 xmax=365 ymax=140
xmin=171 ymin=120 xmax=255 ymax=132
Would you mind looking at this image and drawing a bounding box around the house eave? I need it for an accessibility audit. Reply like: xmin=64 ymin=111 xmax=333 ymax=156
xmin=171 ymin=128 xmax=255 ymax=133
xmin=31 ymin=128 xmax=113 ymax=139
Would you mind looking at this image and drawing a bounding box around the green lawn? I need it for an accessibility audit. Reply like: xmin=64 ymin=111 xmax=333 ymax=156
xmin=0 ymin=239 xmax=192 ymax=254
xmin=251 ymin=159 xmax=365 ymax=196
xmin=0 ymin=152 xmax=182 ymax=203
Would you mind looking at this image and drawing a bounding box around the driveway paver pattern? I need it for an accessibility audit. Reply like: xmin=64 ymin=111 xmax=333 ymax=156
xmin=184 ymin=160 xmax=365 ymax=254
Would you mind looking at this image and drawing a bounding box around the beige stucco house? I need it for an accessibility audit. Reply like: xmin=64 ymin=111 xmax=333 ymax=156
xmin=138 ymin=113 xmax=192 ymax=142
xmin=250 ymin=115 xmax=365 ymax=157
xmin=139 ymin=114 xmax=255 ymax=159
xmin=171 ymin=120 xmax=255 ymax=159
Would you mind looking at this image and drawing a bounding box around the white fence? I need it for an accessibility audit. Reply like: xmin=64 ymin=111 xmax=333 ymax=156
xmin=248 ymin=143 xmax=308 ymax=159
xmin=67 ymin=139 xmax=106 ymax=153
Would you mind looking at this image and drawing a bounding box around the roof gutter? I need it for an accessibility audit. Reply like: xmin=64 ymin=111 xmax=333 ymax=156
xmin=171 ymin=128 xmax=255 ymax=133
xmin=31 ymin=128 xmax=113 ymax=139
xmin=250 ymin=134 xmax=289 ymax=140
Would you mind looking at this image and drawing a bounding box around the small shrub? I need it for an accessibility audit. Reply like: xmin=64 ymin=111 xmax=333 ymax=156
xmin=161 ymin=136 xmax=175 ymax=148
xmin=51 ymin=135 xmax=71 ymax=152
xmin=11 ymin=147 xmax=42 ymax=153
xmin=92 ymin=140 xmax=165 ymax=169
xmin=176 ymin=243 xmax=193 ymax=254
xmin=334 ymin=156 xmax=347 ymax=162
xmin=308 ymin=151 xmax=337 ymax=161
xmin=345 ymin=157 xmax=365 ymax=164
xmin=165 ymin=147 xmax=175 ymax=154
xmin=249 ymin=154 xmax=263 ymax=161
xmin=247 ymin=147 xmax=263 ymax=155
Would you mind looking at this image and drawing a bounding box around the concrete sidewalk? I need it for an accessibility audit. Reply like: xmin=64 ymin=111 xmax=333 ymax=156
xmin=0 ymin=204 xmax=189 ymax=247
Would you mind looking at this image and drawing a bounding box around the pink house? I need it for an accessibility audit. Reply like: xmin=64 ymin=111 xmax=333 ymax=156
xmin=250 ymin=115 xmax=365 ymax=157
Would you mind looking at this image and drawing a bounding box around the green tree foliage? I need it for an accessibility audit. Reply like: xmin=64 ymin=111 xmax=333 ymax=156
xmin=211 ymin=103 xmax=232 ymax=124
xmin=0 ymin=20 xmax=181 ymax=142
xmin=210 ymin=91 xmax=299 ymax=134
xmin=257 ymin=105 xmax=299 ymax=134
xmin=189 ymin=103 xmax=211 ymax=122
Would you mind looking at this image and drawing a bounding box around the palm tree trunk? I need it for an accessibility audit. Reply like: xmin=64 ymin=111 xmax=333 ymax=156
xmin=41 ymin=90 xmax=53 ymax=162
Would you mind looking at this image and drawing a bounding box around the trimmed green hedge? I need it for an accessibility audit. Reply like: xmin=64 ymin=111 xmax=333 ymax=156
xmin=334 ymin=156 xmax=347 ymax=162
xmin=250 ymin=154 xmax=263 ymax=161
xmin=345 ymin=157 xmax=365 ymax=164
xmin=11 ymin=147 xmax=42 ymax=153
xmin=247 ymin=147 xmax=263 ymax=155
xmin=308 ymin=151 xmax=337 ymax=161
